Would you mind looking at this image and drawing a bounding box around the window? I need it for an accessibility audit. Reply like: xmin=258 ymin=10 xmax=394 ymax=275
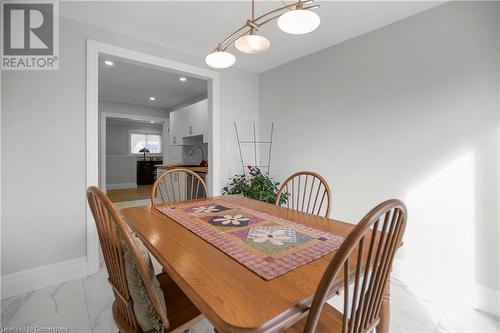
xmin=130 ymin=132 xmax=162 ymax=154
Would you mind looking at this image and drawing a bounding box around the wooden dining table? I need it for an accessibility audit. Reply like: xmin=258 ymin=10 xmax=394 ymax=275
xmin=121 ymin=195 xmax=391 ymax=333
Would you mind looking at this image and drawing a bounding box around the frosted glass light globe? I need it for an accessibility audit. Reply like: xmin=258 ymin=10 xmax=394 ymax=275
xmin=205 ymin=51 xmax=236 ymax=69
xmin=235 ymin=34 xmax=270 ymax=54
xmin=277 ymin=9 xmax=320 ymax=35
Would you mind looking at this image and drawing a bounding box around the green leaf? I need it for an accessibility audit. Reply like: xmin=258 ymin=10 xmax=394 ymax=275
xmin=222 ymin=166 xmax=287 ymax=205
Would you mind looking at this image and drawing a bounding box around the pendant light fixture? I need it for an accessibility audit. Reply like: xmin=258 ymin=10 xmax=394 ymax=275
xmin=205 ymin=49 xmax=236 ymax=69
xmin=235 ymin=29 xmax=270 ymax=54
xmin=277 ymin=7 xmax=321 ymax=34
xmin=206 ymin=0 xmax=320 ymax=69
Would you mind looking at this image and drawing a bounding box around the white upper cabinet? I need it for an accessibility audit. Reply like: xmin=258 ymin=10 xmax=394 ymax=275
xmin=170 ymin=107 xmax=188 ymax=144
xmin=169 ymin=99 xmax=208 ymax=146
xmin=191 ymin=99 xmax=208 ymax=143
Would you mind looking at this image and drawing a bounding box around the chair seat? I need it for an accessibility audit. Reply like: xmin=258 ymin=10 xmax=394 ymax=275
xmin=112 ymin=272 xmax=203 ymax=333
xmin=283 ymin=304 xmax=344 ymax=333
xmin=157 ymin=272 xmax=204 ymax=332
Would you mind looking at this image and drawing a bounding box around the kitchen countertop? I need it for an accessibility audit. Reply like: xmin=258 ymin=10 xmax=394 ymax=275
xmin=156 ymin=164 xmax=208 ymax=173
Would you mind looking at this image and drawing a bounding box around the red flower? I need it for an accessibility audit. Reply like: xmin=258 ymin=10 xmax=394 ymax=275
xmin=247 ymin=165 xmax=252 ymax=170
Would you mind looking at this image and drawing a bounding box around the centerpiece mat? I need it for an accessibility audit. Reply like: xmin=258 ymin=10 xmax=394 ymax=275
xmin=155 ymin=197 xmax=344 ymax=280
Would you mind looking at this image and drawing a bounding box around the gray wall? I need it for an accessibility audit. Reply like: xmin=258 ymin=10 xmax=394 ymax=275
xmin=99 ymin=101 xmax=170 ymax=186
xmin=106 ymin=122 xmax=163 ymax=156
xmin=106 ymin=121 xmax=163 ymax=186
xmin=260 ymin=0 xmax=499 ymax=297
xmin=1 ymin=7 xmax=259 ymax=275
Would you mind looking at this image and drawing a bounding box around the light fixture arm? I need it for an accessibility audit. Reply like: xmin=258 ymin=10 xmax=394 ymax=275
xmin=211 ymin=0 xmax=319 ymax=53
xmin=215 ymin=25 xmax=250 ymax=51
xmin=253 ymin=0 xmax=313 ymax=23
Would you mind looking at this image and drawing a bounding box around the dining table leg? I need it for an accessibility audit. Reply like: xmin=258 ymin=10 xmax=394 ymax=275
xmin=377 ymin=279 xmax=391 ymax=333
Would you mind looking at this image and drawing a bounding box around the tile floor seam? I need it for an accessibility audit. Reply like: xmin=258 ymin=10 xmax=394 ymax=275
xmin=10 ymin=304 xmax=86 ymax=328
xmin=1 ymin=291 xmax=34 ymax=326
xmin=433 ymin=309 xmax=446 ymax=332
xmin=2 ymin=279 xmax=90 ymax=328
xmin=81 ymin=278 xmax=93 ymax=330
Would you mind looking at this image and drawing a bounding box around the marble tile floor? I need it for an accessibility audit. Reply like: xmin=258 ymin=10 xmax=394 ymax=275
xmin=2 ymin=267 xmax=499 ymax=333
xmin=4 ymin=199 xmax=498 ymax=332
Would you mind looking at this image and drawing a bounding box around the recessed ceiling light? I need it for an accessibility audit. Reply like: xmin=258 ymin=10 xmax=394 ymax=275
xmin=149 ymin=97 xmax=156 ymax=101
xmin=150 ymin=121 xmax=155 ymax=124
xmin=104 ymin=60 xmax=114 ymax=66
xmin=179 ymin=77 xmax=187 ymax=82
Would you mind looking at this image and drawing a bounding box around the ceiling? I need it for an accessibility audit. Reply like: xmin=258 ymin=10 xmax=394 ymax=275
xmin=99 ymin=56 xmax=207 ymax=109
xmin=62 ymin=1 xmax=444 ymax=73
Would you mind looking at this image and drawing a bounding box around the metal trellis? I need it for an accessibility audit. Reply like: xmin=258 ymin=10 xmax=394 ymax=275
xmin=234 ymin=122 xmax=274 ymax=176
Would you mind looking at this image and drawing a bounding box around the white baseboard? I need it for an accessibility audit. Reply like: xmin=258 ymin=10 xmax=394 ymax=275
xmin=106 ymin=183 xmax=137 ymax=190
xmin=476 ymin=284 xmax=500 ymax=317
xmin=1 ymin=257 xmax=88 ymax=299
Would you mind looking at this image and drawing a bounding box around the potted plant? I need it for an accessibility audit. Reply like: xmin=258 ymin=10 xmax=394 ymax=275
xmin=222 ymin=166 xmax=287 ymax=205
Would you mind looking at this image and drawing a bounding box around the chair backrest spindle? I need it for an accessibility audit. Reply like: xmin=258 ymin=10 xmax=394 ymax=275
xmin=303 ymin=199 xmax=407 ymax=333
xmin=151 ymin=168 xmax=208 ymax=207
xmin=276 ymin=171 xmax=332 ymax=218
xmin=87 ymin=186 xmax=170 ymax=332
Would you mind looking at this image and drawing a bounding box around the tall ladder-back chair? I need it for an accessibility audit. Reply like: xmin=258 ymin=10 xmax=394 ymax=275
xmin=276 ymin=171 xmax=332 ymax=218
xmin=283 ymin=199 xmax=407 ymax=333
xmin=151 ymin=168 xmax=208 ymax=207
xmin=87 ymin=186 xmax=203 ymax=333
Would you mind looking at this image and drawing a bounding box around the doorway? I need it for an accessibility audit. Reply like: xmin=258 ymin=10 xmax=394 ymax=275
xmin=101 ymin=114 xmax=168 ymax=203
xmin=86 ymin=40 xmax=220 ymax=274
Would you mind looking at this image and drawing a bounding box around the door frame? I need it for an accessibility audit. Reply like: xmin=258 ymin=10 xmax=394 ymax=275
xmin=86 ymin=39 xmax=220 ymax=274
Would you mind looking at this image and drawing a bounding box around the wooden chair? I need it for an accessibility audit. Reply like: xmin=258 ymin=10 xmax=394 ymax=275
xmin=87 ymin=186 xmax=203 ymax=333
xmin=151 ymin=168 xmax=208 ymax=207
xmin=283 ymin=199 xmax=407 ymax=333
xmin=275 ymin=171 xmax=332 ymax=218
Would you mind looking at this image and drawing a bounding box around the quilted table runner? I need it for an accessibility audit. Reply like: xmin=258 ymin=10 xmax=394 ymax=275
xmin=155 ymin=197 xmax=344 ymax=280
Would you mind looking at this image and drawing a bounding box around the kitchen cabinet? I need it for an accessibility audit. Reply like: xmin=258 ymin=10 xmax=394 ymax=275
xmin=190 ymin=99 xmax=208 ymax=142
xmin=170 ymin=107 xmax=189 ymax=144
xmin=170 ymin=99 xmax=208 ymax=145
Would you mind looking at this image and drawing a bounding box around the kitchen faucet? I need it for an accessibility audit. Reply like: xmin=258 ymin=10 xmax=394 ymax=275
xmin=189 ymin=145 xmax=204 ymax=157
xmin=189 ymin=145 xmax=206 ymax=166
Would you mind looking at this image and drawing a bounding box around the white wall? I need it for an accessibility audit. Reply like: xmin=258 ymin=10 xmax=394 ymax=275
xmin=99 ymin=100 xmax=170 ymax=119
xmin=221 ymin=69 xmax=260 ymax=180
xmin=166 ymin=94 xmax=207 ymax=113
xmin=1 ymin=6 xmax=259 ymax=277
xmin=260 ymin=0 xmax=500 ymax=304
